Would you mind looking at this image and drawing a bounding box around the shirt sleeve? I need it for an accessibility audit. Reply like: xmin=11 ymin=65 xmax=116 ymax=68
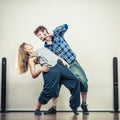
xmin=53 ymin=24 xmax=68 ymax=37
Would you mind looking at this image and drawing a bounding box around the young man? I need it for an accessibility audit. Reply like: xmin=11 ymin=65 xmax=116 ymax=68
xmin=34 ymin=24 xmax=89 ymax=115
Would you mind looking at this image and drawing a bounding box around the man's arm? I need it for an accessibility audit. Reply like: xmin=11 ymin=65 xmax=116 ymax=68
xmin=53 ymin=24 xmax=68 ymax=36
xmin=58 ymin=56 xmax=69 ymax=67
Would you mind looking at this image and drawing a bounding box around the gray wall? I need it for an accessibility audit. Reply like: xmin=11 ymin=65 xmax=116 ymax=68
xmin=0 ymin=0 xmax=120 ymax=111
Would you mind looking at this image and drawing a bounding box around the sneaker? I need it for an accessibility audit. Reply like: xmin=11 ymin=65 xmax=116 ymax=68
xmin=71 ymin=108 xmax=79 ymax=115
xmin=34 ymin=109 xmax=42 ymax=115
xmin=44 ymin=107 xmax=56 ymax=114
xmin=81 ymin=104 xmax=89 ymax=115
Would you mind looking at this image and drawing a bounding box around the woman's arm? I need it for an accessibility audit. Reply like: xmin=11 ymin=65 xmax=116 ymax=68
xmin=29 ymin=57 xmax=49 ymax=78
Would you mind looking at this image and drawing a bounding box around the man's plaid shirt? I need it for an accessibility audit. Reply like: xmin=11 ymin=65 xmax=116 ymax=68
xmin=44 ymin=24 xmax=76 ymax=64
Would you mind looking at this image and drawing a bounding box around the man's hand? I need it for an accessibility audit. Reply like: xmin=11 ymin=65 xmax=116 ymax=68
xmin=44 ymin=32 xmax=53 ymax=39
xmin=62 ymin=60 xmax=69 ymax=67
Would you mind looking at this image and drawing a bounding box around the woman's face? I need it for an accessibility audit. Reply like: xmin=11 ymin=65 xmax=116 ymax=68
xmin=24 ymin=43 xmax=33 ymax=53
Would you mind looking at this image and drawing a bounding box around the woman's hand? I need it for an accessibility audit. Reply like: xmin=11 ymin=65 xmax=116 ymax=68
xmin=29 ymin=57 xmax=50 ymax=78
xmin=40 ymin=66 xmax=50 ymax=72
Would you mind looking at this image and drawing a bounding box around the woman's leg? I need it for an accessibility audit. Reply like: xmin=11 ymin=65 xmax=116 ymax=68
xmin=34 ymin=101 xmax=42 ymax=115
xmin=36 ymin=65 xmax=61 ymax=115
xmin=36 ymin=101 xmax=42 ymax=110
xmin=57 ymin=61 xmax=80 ymax=115
xmin=44 ymin=83 xmax=62 ymax=114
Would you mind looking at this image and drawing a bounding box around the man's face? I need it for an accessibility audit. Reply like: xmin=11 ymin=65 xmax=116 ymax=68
xmin=37 ymin=30 xmax=49 ymax=42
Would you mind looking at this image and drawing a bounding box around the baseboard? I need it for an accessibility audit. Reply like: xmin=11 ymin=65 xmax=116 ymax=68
xmin=0 ymin=110 xmax=119 ymax=113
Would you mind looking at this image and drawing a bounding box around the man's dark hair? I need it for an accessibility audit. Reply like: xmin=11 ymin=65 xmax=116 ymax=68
xmin=34 ymin=26 xmax=48 ymax=35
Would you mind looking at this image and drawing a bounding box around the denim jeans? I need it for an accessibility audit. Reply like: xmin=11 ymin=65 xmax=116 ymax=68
xmin=69 ymin=60 xmax=88 ymax=92
xmin=39 ymin=60 xmax=80 ymax=108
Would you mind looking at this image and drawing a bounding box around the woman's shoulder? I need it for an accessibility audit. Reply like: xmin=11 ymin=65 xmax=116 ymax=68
xmin=29 ymin=56 xmax=36 ymax=63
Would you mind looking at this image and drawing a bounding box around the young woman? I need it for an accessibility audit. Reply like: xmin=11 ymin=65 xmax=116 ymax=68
xmin=17 ymin=42 xmax=80 ymax=115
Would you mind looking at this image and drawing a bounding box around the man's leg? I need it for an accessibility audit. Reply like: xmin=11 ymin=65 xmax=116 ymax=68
xmin=80 ymin=77 xmax=89 ymax=115
xmin=81 ymin=92 xmax=87 ymax=102
xmin=81 ymin=92 xmax=89 ymax=115
xmin=69 ymin=60 xmax=89 ymax=115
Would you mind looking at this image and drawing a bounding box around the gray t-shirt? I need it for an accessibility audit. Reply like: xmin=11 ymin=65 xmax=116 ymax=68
xmin=34 ymin=47 xmax=59 ymax=67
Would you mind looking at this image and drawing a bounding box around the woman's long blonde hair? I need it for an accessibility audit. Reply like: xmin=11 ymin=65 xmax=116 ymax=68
xmin=17 ymin=42 xmax=29 ymax=74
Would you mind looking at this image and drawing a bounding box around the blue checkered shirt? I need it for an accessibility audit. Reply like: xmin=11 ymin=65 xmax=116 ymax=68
xmin=44 ymin=24 xmax=76 ymax=64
